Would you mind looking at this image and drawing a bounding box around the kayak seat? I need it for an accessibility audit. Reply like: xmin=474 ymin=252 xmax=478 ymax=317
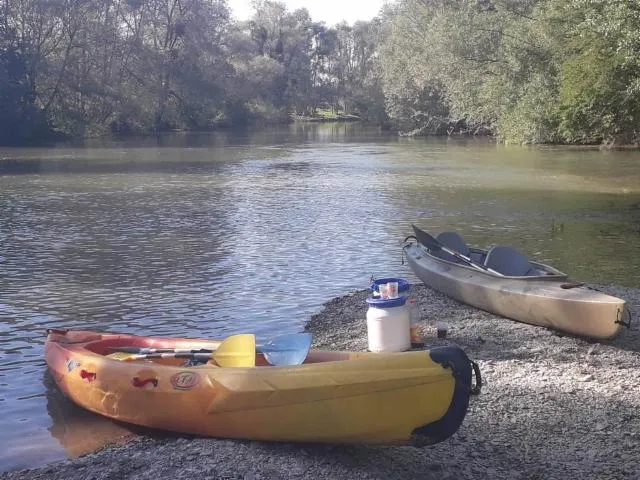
xmin=436 ymin=232 xmax=471 ymax=256
xmin=484 ymin=245 xmax=535 ymax=277
xmin=434 ymin=231 xmax=472 ymax=264
xmin=469 ymin=251 xmax=485 ymax=264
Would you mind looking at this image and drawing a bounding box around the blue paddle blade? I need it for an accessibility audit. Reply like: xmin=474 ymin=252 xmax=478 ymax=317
xmin=258 ymin=333 xmax=313 ymax=366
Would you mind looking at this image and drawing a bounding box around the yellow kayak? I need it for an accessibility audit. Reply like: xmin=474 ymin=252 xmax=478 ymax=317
xmin=45 ymin=328 xmax=482 ymax=446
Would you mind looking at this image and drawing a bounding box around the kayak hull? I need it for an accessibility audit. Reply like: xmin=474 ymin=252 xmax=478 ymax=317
xmin=45 ymin=329 xmax=481 ymax=446
xmin=403 ymin=243 xmax=626 ymax=340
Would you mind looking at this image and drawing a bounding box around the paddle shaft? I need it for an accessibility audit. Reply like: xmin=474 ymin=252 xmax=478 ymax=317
xmin=411 ymin=225 xmax=504 ymax=276
xmin=108 ymin=333 xmax=313 ymax=366
xmin=113 ymin=346 xmax=237 ymax=354
xmin=126 ymin=352 xmax=213 ymax=361
xmin=439 ymin=244 xmax=503 ymax=276
xmin=113 ymin=333 xmax=257 ymax=367
xmin=120 ymin=347 xmax=296 ymax=362
xmin=112 ymin=341 xmax=302 ymax=355
xmin=116 ymin=344 xmax=295 ymax=354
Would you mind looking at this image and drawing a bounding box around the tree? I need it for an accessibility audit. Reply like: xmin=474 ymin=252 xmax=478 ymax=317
xmin=554 ymin=0 xmax=640 ymax=146
xmin=0 ymin=9 xmax=50 ymax=144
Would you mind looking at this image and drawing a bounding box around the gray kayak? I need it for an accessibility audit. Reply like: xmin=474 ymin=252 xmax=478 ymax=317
xmin=403 ymin=228 xmax=628 ymax=340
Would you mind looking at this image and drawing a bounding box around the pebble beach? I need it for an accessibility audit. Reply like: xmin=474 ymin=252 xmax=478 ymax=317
xmin=2 ymin=282 xmax=639 ymax=480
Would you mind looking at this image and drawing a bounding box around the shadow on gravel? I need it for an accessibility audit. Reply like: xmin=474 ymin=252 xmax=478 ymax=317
xmin=237 ymin=378 xmax=639 ymax=480
xmin=305 ymin=283 xmax=640 ymax=381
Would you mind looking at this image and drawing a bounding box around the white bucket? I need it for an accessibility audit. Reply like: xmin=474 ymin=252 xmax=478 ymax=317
xmin=366 ymin=296 xmax=410 ymax=353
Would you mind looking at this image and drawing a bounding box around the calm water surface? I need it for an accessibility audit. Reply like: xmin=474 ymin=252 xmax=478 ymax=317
xmin=1 ymin=124 xmax=639 ymax=471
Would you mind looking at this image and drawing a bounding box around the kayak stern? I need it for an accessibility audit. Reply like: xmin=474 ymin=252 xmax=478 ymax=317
xmin=411 ymin=346 xmax=481 ymax=446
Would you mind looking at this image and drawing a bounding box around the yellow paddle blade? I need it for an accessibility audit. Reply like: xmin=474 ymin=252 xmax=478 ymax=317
xmin=107 ymin=351 xmax=136 ymax=361
xmin=212 ymin=333 xmax=256 ymax=368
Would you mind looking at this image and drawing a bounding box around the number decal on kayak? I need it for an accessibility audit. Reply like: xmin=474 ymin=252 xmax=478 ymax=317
xmin=170 ymin=371 xmax=200 ymax=390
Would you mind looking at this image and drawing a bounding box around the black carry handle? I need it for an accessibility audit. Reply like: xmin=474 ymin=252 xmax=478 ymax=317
xmin=616 ymin=307 xmax=632 ymax=329
xmin=401 ymin=235 xmax=418 ymax=265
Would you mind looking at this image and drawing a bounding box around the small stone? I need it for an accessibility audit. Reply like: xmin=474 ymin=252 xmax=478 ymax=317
xmin=594 ymin=422 xmax=607 ymax=431
xmin=579 ymin=374 xmax=595 ymax=382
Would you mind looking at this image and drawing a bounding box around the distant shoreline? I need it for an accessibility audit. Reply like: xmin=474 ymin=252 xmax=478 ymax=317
xmin=3 ymin=123 xmax=640 ymax=149
xmin=290 ymin=113 xmax=361 ymax=123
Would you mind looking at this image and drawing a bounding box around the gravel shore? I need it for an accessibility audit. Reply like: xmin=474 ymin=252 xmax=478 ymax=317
xmin=2 ymin=282 xmax=639 ymax=480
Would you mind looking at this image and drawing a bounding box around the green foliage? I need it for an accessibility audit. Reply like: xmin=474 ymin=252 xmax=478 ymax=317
xmin=0 ymin=22 xmax=52 ymax=144
xmin=498 ymin=73 xmax=560 ymax=144
xmin=375 ymin=0 xmax=640 ymax=145
xmin=4 ymin=0 xmax=639 ymax=146
xmin=0 ymin=0 xmax=389 ymax=142
xmin=554 ymin=1 xmax=640 ymax=145
xmin=559 ymin=48 xmax=619 ymax=144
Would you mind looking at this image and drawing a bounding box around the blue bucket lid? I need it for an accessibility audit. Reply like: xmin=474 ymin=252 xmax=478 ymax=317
xmin=370 ymin=277 xmax=410 ymax=293
xmin=366 ymin=296 xmax=407 ymax=308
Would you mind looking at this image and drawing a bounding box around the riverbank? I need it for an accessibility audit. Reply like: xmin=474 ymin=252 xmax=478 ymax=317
xmin=2 ymin=282 xmax=639 ymax=480
xmin=290 ymin=112 xmax=361 ymax=123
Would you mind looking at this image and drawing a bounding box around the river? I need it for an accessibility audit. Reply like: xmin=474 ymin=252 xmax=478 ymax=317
xmin=1 ymin=123 xmax=639 ymax=472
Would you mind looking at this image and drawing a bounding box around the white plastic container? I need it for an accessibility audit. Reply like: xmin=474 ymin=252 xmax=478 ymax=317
xmin=365 ymin=296 xmax=411 ymax=353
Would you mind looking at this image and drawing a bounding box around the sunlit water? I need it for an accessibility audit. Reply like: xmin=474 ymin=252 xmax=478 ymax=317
xmin=1 ymin=124 xmax=639 ymax=472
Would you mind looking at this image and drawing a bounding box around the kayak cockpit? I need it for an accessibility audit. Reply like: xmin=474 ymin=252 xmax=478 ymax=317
xmin=421 ymin=230 xmax=566 ymax=278
xmin=66 ymin=333 xmax=370 ymax=368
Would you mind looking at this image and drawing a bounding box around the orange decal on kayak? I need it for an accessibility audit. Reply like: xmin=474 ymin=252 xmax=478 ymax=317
xmin=133 ymin=377 xmax=159 ymax=388
xmin=80 ymin=369 xmax=96 ymax=382
xmin=170 ymin=371 xmax=200 ymax=390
